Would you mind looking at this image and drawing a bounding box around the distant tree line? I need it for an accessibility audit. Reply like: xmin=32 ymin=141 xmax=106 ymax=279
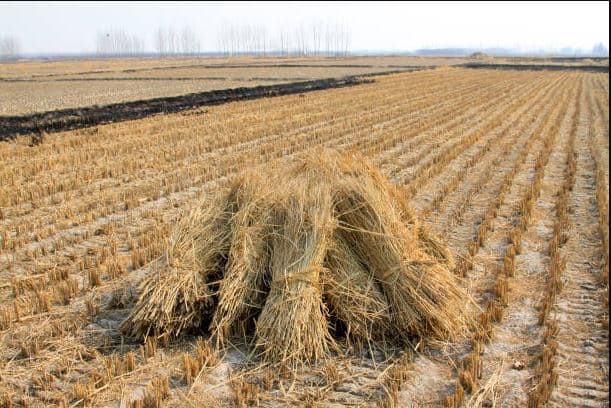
xmin=154 ymin=26 xmax=202 ymax=56
xmin=217 ymin=22 xmax=352 ymax=57
xmin=3 ymin=25 xmax=599 ymax=59
xmin=93 ymin=21 xmax=351 ymax=58
xmin=96 ymin=29 xmax=145 ymax=56
xmin=0 ymin=35 xmax=21 ymax=60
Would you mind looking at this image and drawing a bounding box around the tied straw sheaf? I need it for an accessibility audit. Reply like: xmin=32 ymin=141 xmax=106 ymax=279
xmin=121 ymin=148 xmax=473 ymax=366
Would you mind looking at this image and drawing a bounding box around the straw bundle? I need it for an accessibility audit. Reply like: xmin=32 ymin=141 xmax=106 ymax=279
xmin=256 ymin=179 xmax=337 ymax=363
xmin=121 ymin=191 xmax=232 ymax=338
xmin=210 ymin=172 xmax=273 ymax=345
xmin=122 ymin=148 xmax=472 ymax=365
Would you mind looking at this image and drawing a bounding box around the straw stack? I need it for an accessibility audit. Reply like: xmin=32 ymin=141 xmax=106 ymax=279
xmin=122 ymin=148 xmax=472 ymax=365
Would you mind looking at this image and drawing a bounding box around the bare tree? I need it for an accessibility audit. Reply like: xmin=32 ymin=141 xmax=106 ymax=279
xmin=278 ymin=29 xmax=289 ymax=56
xmin=217 ymin=24 xmax=234 ymax=56
xmin=167 ymin=27 xmax=179 ymax=54
xmin=342 ymin=23 xmax=351 ymax=57
xmin=181 ymin=26 xmax=201 ymax=55
xmin=258 ymin=25 xmax=267 ymax=56
xmin=155 ymin=26 xmax=181 ymax=56
xmin=325 ymin=23 xmax=332 ymax=56
xmin=96 ymin=29 xmax=144 ymax=57
xmin=592 ymin=42 xmax=609 ymax=57
xmin=311 ymin=21 xmax=324 ymax=56
xmin=0 ymin=35 xmax=21 ymax=60
xmin=295 ymin=24 xmax=308 ymax=55
xmin=331 ymin=23 xmax=351 ymax=57
xmin=154 ymin=27 xmax=167 ymax=56
xmin=215 ymin=20 xmax=352 ymax=57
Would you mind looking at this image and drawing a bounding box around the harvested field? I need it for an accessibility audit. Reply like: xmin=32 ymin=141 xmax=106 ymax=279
xmin=0 ymin=66 xmax=608 ymax=407
xmin=462 ymin=62 xmax=609 ymax=72
xmin=0 ymin=56 xmax=464 ymax=115
xmin=1 ymin=77 xmax=298 ymax=116
xmin=0 ymin=75 xmax=375 ymax=140
xmin=0 ymin=56 xmax=465 ymax=78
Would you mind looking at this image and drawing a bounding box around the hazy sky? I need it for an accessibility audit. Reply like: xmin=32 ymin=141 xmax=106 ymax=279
xmin=0 ymin=1 xmax=608 ymax=54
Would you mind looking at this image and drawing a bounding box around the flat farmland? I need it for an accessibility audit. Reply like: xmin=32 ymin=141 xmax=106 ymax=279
xmin=0 ymin=56 xmax=466 ymax=115
xmin=0 ymin=55 xmax=464 ymax=79
xmin=0 ymin=67 xmax=608 ymax=407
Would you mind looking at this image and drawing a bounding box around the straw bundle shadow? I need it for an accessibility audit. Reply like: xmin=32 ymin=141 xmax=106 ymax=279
xmin=122 ymin=148 xmax=472 ymax=365
xmin=323 ymin=235 xmax=392 ymax=344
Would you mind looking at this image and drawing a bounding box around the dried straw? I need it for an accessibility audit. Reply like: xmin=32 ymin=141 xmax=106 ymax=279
xmin=322 ymin=234 xmax=392 ymax=343
xmin=417 ymin=224 xmax=456 ymax=270
xmin=210 ymin=172 xmax=273 ymax=345
xmin=121 ymin=190 xmax=232 ymax=338
xmin=255 ymin=179 xmax=337 ymax=365
xmin=123 ymin=148 xmax=472 ymax=365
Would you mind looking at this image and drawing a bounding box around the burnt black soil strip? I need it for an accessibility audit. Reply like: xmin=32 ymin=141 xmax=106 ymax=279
xmin=0 ymin=68 xmax=427 ymax=141
xmin=461 ymin=63 xmax=609 ymax=73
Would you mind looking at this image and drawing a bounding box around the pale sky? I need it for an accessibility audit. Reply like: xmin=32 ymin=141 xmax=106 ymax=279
xmin=0 ymin=1 xmax=608 ymax=55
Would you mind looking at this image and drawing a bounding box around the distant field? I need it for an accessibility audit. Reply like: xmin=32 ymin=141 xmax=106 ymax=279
xmin=0 ymin=77 xmax=315 ymax=116
xmin=2 ymin=55 xmax=607 ymax=116
xmin=0 ymin=55 xmax=465 ymax=78
xmin=0 ymin=56 xmax=466 ymax=115
xmin=0 ymin=67 xmax=607 ymax=407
